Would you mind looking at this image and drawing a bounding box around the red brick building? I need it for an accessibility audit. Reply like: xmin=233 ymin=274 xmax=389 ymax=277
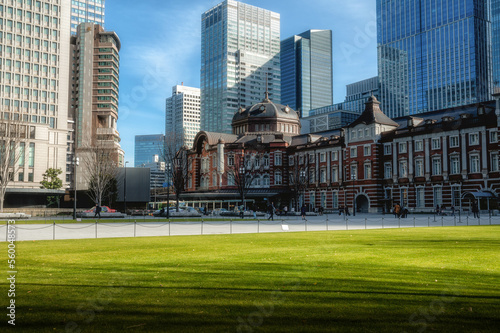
xmin=182 ymin=94 xmax=500 ymax=213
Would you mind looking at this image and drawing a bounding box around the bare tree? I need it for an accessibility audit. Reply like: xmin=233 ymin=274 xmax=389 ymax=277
xmin=226 ymin=150 xmax=257 ymax=211
xmin=0 ymin=117 xmax=26 ymax=212
xmin=79 ymin=142 xmax=118 ymax=206
xmin=289 ymin=154 xmax=310 ymax=212
xmin=160 ymin=133 xmax=189 ymax=212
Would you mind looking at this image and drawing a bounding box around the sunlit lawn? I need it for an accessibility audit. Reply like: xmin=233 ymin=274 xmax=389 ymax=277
xmin=2 ymin=226 xmax=499 ymax=332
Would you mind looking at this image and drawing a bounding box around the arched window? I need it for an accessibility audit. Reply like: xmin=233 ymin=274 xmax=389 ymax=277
xmin=254 ymin=175 xmax=262 ymax=186
xmin=263 ymin=154 xmax=269 ymax=167
xmin=263 ymin=174 xmax=270 ymax=186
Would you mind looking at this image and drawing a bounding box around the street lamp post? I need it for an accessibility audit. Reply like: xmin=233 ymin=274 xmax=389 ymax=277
xmin=166 ymin=163 xmax=170 ymax=219
xmin=300 ymin=169 xmax=306 ymax=211
xmin=351 ymin=173 xmax=356 ymax=217
xmin=124 ymin=161 xmax=129 ymax=215
xmin=72 ymin=156 xmax=79 ymax=220
xmin=239 ymin=164 xmax=245 ymax=210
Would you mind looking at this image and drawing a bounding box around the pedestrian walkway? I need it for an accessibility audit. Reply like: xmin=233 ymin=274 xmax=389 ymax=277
xmin=2 ymin=213 xmax=499 ymax=242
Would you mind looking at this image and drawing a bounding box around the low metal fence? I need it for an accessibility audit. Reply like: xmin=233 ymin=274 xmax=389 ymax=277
xmin=2 ymin=214 xmax=499 ymax=242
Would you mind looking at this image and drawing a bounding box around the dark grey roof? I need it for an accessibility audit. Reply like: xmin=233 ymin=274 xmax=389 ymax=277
xmin=348 ymin=96 xmax=399 ymax=128
xmin=232 ymin=93 xmax=300 ymax=123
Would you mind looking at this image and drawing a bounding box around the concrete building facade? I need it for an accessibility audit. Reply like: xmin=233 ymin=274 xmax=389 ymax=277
xmin=70 ymin=23 xmax=123 ymax=189
xmin=165 ymin=85 xmax=200 ymax=151
xmin=0 ymin=0 xmax=71 ymax=197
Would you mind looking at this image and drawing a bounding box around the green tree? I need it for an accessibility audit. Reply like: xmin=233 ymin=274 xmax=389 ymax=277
xmin=40 ymin=168 xmax=63 ymax=207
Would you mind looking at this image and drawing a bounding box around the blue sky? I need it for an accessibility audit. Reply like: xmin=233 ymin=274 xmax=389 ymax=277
xmin=105 ymin=0 xmax=377 ymax=165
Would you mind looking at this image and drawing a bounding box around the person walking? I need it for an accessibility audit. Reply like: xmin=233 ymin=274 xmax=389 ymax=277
xmin=301 ymin=205 xmax=306 ymax=220
xmin=435 ymin=204 xmax=440 ymax=216
xmin=268 ymin=202 xmax=275 ymax=221
xmin=283 ymin=205 xmax=288 ymax=216
xmin=338 ymin=205 xmax=343 ymax=216
xmin=472 ymin=201 xmax=479 ymax=218
xmin=451 ymin=205 xmax=455 ymax=216
xmin=345 ymin=205 xmax=350 ymax=216
xmin=94 ymin=203 xmax=102 ymax=219
xmin=393 ymin=203 xmax=401 ymax=218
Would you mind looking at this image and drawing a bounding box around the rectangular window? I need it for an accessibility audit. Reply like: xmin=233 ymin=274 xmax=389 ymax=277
xmin=470 ymin=155 xmax=480 ymax=173
xmin=351 ymin=165 xmax=357 ymax=180
xmin=469 ymin=133 xmax=479 ymax=146
xmin=331 ymin=167 xmax=338 ymax=182
xmin=399 ymin=160 xmax=408 ymax=178
xmin=400 ymin=188 xmax=408 ymax=207
xmin=399 ymin=142 xmax=407 ymax=153
xmin=331 ymin=151 xmax=338 ymax=161
xmin=416 ymin=188 xmax=425 ymax=208
xmin=364 ymin=164 xmax=372 ymax=179
xmin=414 ymin=140 xmax=423 ymax=151
xmin=289 ymin=156 xmax=294 ymax=166
xmin=364 ymin=145 xmax=370 ymax=156
xmin=490 ymin=131 xmax=498 ymax=143
xmin=450 ymin=156 xmax=460 ymax=174
xmin=384 ymin=162 xmax=392 ymax=179
xmin=332 ymin=191 xmax=338 ymax=209
xmin=431 ymin=138 xmax=441 ymax=150
xmin=320 ymin=153 xmax=326 ymax=163
xmin=350 ymin=147 xmax=357 ymax=158
xmin=19 ymin=142 xmax=25 ymax=166
xmin=320 ymin=169 xmax=326 ymax=183
xmin=449 ymin=136 xmax=459 ymax=148
xmin=432 ymin=158 xmax=442 ymax=175
xmin=433 ymin=187 xmax=443 ymax=206
xmin=384 ymin=143 xmax=392 ymax=155
xmin=415 ymin=159 xmax=424 ymax=177
xmin=321 ymin=192 xmax=327 ymax=209
xmin=491 ymin=153 xmax=499 ymax=172
xmin=274 ymin=152 xmax=282 ymax=166
xmin=228 ymin=155 xmax=234 ymax=166
xmin=28 ymin=143 xmax=35 ymax=167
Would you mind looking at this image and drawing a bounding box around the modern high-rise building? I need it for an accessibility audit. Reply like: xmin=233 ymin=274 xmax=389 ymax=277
xmin=165 ymin=85 xmax=201 ymax=150
xmin=135 ymin=135 xmax=165 ymax=167
xmin=201 ymin=0 xmax=281 ymax=134
xmin=70 ymin=23 xmax=124 ymax=188
xmin=70 ymin=0 xmax=105 ymax=34
xmin=344 ymin=76 xmax=380 ymax=114
xmin=0 ymin=0 xmax=71 ymax=197
xmin=281 ymin=29 xmax=333 ymax=118
xmin=492 ymin=0 xmax=500 ymax=89
xmin=377 ymin=0 xmax=492 ymax=118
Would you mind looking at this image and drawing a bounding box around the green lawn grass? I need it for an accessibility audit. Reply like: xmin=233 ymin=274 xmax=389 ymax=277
xmin=2 ymin=226 xmax=499 ymax=332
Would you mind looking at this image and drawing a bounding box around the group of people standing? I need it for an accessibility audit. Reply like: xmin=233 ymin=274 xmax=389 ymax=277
xmin=392 ymin=203 xmax=409 ymax=218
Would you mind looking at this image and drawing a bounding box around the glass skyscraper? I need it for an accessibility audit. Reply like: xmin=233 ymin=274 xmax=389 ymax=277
xmin=281 ymin=30 xmax=333 ymax=118
xmin=377 ymin=0 xmax=492 ymax=118
xmin=135 ymin=135 xmax=165 ymax=167
xmin=492 ymin=0 xmax=500 ymax=89
xmin=71 ymin=0 xmax=105 ymax=34
xmin=201 ymin=0 xmax=281 ymax=134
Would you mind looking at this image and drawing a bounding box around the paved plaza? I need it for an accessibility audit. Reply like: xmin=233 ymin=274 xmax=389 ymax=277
xmin=2 ymin=213 xmax=499 ymax=242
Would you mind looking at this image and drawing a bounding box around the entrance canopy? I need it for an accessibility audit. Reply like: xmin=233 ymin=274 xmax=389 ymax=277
xmin=462 ymin=191 xmax=497 ymax=199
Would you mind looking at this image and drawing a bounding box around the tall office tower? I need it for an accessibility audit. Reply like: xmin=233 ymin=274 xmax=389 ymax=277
xmin=165 ymin=85 xmax=201 ymax=150
xmin=201 ymin=0 xmax=281 ymax=134
xmin=0 ymin=1 xmax=71 ymax=195
xmin=281 ymin=30 xmax=333 ymax=118
xmin=377 ymin=0 xmax=492 ymax=118
xmin=134 ymin=135 xmax=165 ymax=167
xmin=492 ymin=0 xmax=500 ymax=90
xmin=69 ymin=23 xmax=123 ymax=187
xmin=70 ymin=0 xmax=105 ymax=34
xmin=344 ymin=76 xmax=380 ymax=113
